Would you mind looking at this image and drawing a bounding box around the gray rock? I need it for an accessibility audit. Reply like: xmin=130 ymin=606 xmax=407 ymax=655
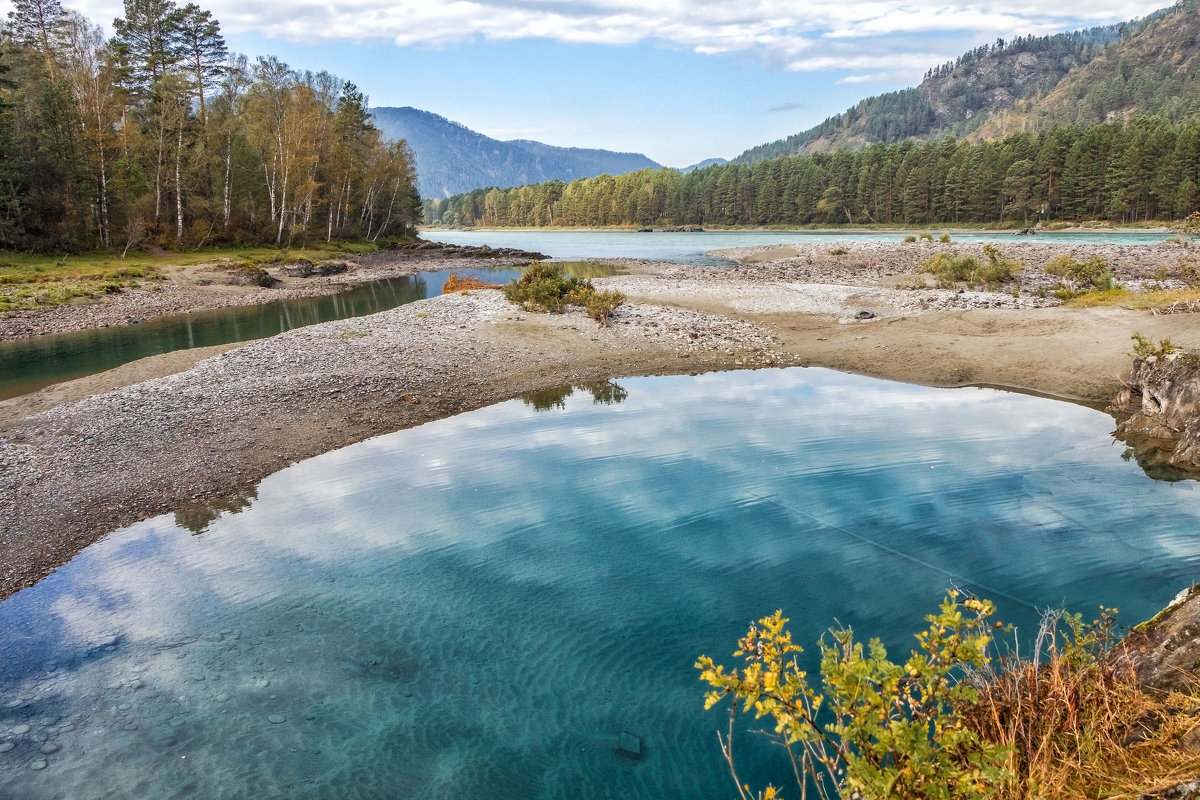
xmin=1109 ymin=584 xmax=1200 ymax=692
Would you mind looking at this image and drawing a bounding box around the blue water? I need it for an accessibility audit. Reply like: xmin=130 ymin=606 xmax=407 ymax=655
xmin=422 ymin=228 xmax=1172 ymax=264
xmin=2 ymin=368 xmax=1198 ymax=799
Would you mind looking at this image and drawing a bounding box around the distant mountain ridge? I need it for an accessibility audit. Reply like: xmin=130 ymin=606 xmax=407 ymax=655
xmin=681 ymin=158 xmax=728 ymax=173
xmin=732 ymin=2 xmax=1185 ymax=162
xmin=371 ymin=107 xmax=661 ymax=199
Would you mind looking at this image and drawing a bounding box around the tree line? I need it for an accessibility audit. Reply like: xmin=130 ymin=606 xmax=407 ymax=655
xmin=0 ymin=0 xmax=420 ymax=253
xmin=425 ymin=117 xmax=1200 ymax=229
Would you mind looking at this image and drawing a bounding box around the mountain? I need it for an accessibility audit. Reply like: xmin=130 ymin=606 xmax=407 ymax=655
xmin=732 ymin=3 xmax=1182 ymax=163
xmin=681 ymin=158 xmax=728 ymax=173
xmin=370 ymin=107 xmax=661 ymax=199
xmin=972 ymin=0 xmax=1200 ymax=137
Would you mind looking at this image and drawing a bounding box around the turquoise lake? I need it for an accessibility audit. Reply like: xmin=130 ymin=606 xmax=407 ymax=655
xmin=2 ymin=368 xmax=1199 ymax=799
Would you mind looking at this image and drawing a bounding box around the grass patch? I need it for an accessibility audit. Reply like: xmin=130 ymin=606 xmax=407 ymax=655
xmin=0 ymin=241 xmax=382 ymax=312
xmin=551 ymin=260 xmax=623 ymax=279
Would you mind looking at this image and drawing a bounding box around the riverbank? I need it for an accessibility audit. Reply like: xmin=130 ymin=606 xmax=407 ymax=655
xmin=0 ymin=248 xmax=537 ymax=339
xmin=4 ymin=239 xmax=1200 ymax=599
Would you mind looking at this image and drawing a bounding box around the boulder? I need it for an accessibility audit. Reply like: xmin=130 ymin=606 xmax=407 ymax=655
xmin=1110 ymin=351 xmax=1200 ymax=474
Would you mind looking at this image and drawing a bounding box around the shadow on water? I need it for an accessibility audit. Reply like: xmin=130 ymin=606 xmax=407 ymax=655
xmin=1118 ymin=435 xmax=1200 ymax=482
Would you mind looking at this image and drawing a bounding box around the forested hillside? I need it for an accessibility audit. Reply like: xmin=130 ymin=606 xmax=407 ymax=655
xmin=426 ymin=118 xmax=1200 ymax=228
xmin=732 ymin=4 xmax=1181 ymax=162
xmin=974 ymin=0 xmax=1200 ymax=137
xmin=371 ymin=106 xmax=660 ymax=199
xmin=0 ymin=0 xmax=420 ymax=254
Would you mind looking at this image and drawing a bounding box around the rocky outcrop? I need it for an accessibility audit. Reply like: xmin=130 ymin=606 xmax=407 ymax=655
xmin=1109 ymin=584 xmax=1200 ymax=693
xmin=280 ymin=259 xmax=349 ymax=278
xmin=1110 ymin=351 xmax=1200 ymax=474
xmin=392 ymin=240 xmax=546 ymax=261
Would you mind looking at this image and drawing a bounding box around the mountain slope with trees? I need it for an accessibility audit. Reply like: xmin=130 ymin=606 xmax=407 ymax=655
xmin=732 ymin=3 xmax=1181 ymax=162
xmin=0 ymin=0 xmax=420 ymax=253
xmin=427 ymin=116 xmax=1200 ymax=228
xmin=974 ymin=0 xmax=1200 ymax=137
xmin=370 ymin=106 xmax=660 ymax=200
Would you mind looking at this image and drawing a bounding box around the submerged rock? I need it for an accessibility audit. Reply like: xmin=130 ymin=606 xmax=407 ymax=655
xmin=615 ymin=730 xmax=642 ymax=761
xmin=1110 ymin=351 xmax=1200 ymax=475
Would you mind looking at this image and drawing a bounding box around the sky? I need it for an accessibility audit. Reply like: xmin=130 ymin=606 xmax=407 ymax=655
xmin=6 ymin=0 xmax=1174 ymax=167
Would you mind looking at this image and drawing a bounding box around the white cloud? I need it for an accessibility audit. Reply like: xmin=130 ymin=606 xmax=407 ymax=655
xmin=838 ymin=72 xmax=896 ymax=84
xmin=34 ymin=0 xmax=1170 ymax=76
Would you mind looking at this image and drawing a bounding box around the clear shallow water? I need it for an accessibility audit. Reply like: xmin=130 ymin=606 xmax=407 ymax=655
xmin=422 ymin=228 xmax=1172 ymax=263
xmin=2 ymin=368 xmax=1200 ymax=799
xmin=0 ymin=268 xmax=525 ymax=401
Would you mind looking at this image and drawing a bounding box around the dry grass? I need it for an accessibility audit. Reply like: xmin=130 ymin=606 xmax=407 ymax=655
xmin=960 ymin=611 xmax=1200 ymax=798
xmin=442 ymin=272 xmax=503 ymax=293
xmin=1065 ymin=287 xmax=1200 ymax=310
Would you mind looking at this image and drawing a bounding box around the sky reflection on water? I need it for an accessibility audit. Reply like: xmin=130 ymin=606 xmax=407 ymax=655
xmin=2 ymin=368 xmax=1199 ymax=799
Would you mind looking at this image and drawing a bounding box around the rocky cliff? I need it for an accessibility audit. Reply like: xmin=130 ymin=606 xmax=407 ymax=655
xmin=1110 ymin=350 xmax=1200 ymax=475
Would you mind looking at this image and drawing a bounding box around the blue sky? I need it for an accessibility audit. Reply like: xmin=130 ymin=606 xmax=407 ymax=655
xmin=13 ymin=0 xmax=1173 ymax=167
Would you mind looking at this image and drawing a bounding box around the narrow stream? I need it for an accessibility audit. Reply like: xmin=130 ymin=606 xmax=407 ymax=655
xmin=0 ymin=268 xmax=524 ymax=401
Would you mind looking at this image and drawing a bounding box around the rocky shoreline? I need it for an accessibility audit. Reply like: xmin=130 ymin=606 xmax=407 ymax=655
xmin=5 ymin=239 xmax=1200 ymax=601
xmin=0 ymin=250 xmax=542 ymax=340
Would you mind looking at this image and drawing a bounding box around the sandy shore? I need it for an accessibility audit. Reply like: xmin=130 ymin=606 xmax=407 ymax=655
xmin=3 ymin=239 xmax=1200 ymax=600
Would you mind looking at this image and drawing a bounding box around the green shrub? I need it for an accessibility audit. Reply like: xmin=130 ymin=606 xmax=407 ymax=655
xmin=940 ymin=233 xmax=952 ymax=243
xmin=976 ymin=244 xmax=1022 ymax=289
xmin=1131 ymin=332 xmax=1180 ymax=358
xmin=576 ymin=287 xmax=625 ymax=326
xmin=503 ymin=263 xmax=582 ymax=312
xmin=698 ymin=591 xmax=1010 ymax=800
xmin=920 ymin=245 xmax=1020 ymax=290
xmin=904 ymin=234 xmax=918 ymax=244
xmin=503 ymin=263 xmax=624 ymax=325
xmin=699 ymin=591 xmax=1187 ymax=800
xmin=1044 ymin=254 xmax=1115 ymax=298
xmin=919 ymin=232 xmax=934 ymax=242
xmin=829 ymin=247 xmax=848 ymax=256
xmin=920 ymin=252 xmax=981 ymax=286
